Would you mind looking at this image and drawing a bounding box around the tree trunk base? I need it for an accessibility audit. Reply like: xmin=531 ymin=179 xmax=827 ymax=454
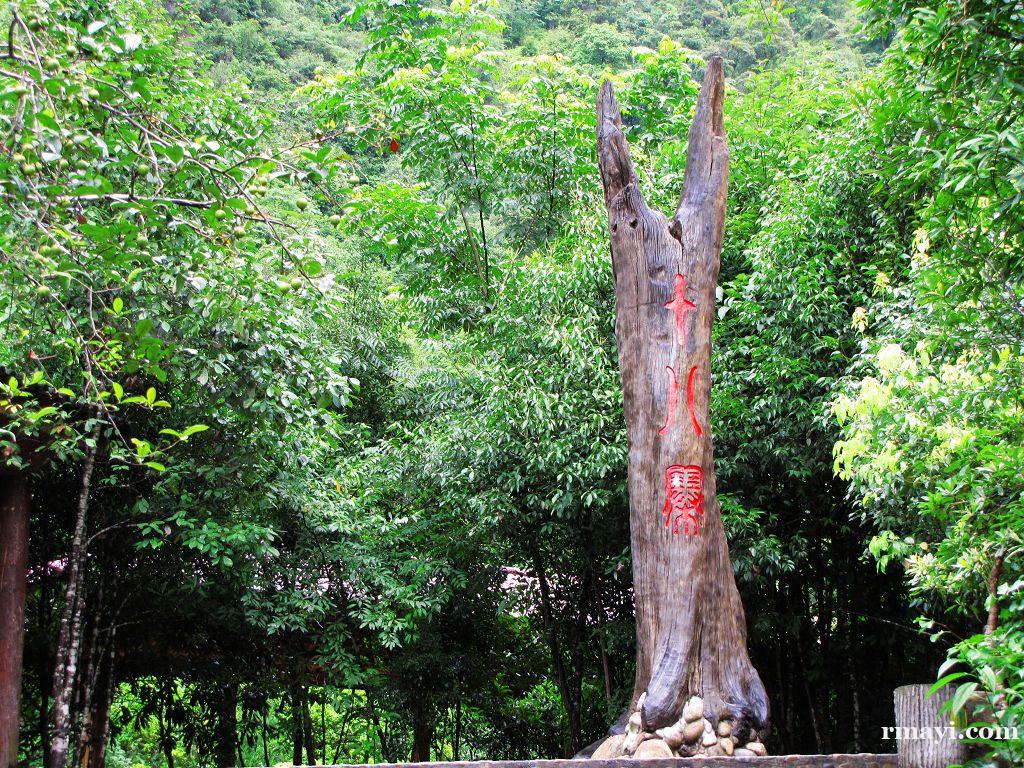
xmin=585 ymin=692 xmax=767 ymax=759
xmin=325 ymin=755 xmax=897 ymax=767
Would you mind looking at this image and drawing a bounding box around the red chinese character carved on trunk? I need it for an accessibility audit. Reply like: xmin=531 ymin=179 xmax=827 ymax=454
xmin=662 ymin=464 xmax=704 ymax=537
xmin=686 ymin=365 xmax=703 ymax=438
xmin=658 ymin=365 xmax=679 ymax=436
xmin=664 ymin=273 xmax=697 ymax=348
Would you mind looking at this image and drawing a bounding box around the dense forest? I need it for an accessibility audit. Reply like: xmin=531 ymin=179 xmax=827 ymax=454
xmin=0 ymin=0 xmax=1021 ymax=764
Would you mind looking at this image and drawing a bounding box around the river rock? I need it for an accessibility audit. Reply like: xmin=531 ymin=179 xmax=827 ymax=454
xmin=634 ymin=739 xmax=674 ymax=759
xmin=656 ymin=724 xmax=684 ymax=749
xmin=621 ymin=732 xmax=642 ymax=755
xmin=676 ymin=741 xmax=699 ymax=757
xmin=745 ymin=741 xmax=767 ymax=756
xmin=701 ymin=723 xmax=717 ymax=748
xmin=706 ymin=745 xmax=725 ymax=757
xmin=591 ymin=735 xmax=624 ymax=759
xmin=682 ymin=696 xmax=704 ymax=722
xmin=716 ymin=719 xmax=732 ymax=737
xmin=719 ymin=737 xmax=734 ymax=756
xmin=682 ymin=719 xmax=705 ymax=743
xmin=734 ymin=748 xmax=756 ymax=757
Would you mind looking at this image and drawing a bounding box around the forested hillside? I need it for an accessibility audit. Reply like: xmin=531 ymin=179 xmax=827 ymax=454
xmin=191 ymin=0 xmax=875 ymax=95
xmin=1 ymin=0 xmax=1021 ymax=766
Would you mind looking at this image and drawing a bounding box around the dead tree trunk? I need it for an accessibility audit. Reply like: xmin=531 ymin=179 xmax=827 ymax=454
xmin=593 ymin=57 xmax=768 ymax=758
xmin=0 ymin=474 xmax=30 ymax=768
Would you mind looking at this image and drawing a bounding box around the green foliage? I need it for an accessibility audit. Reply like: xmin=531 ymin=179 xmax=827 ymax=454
xmin=827 ymin=0 xmax=1024 ymax=761
xmin=8 ymin=0 xmax=1024 ymax=762
xmin=499 ymin=0 xmax=868 ymax=76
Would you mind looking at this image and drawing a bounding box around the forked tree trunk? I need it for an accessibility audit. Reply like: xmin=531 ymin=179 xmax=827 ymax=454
xmin=592 ymin=57 xmax=769 ymax=758
xmin=0 ymin=474 xmax=30 ymax=768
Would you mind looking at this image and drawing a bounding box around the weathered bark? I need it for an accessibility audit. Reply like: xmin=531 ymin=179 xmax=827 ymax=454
xmin=894 ymin=684 xmax=968 ymax=768
xmin=595 ymin=58 xmax=769 ymax=753
xmin=48 ymin=440 xmax=99 ymax=768
xmin=0 ymin=475 xmax=30 ymax=768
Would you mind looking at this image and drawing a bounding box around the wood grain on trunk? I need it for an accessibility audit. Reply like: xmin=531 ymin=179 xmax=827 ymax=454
xmin=596 ymin=57 xmax=769 ymax=746
xmin=893 ymin=685 xmax=967 ymax=768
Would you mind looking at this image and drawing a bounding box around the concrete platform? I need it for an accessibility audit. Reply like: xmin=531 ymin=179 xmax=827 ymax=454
xmin=323 ymin=756 xmax=898 ymax=768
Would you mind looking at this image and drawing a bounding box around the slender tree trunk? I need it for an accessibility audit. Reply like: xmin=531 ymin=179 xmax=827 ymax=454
xmin=366 ymin=691 xmax=391 ymax=762
xmin=261 ymin=705 xmax=270 ymax=768
xmin=157 ymin=696 xmax=174 ymax=768
xmin=331 ymin=703 xmax=351 ymax=765
xmin=291 ymin=687 xmax=304 ymax=766
xmin=797 ymin=626 xmax=823 ymax=752
xmin=985 ymin=548 xmax=1005 ymax=637
xmin=301 ymin=687 xmax=315 ymax=766
xmin=73 ymin=614 xmax=100 ymax=768
xmin=163 ymin=737 xmax=173 ymax=768
xmin=38 ymin=502 xmax=53 ymax=766
xmin=594 ymin=58 xmax=768 ymax=755
xmin=453 ymin=695 xmax=461 ymax=761
xmin=74 ymin=581 xmax=110 ymax=768
xmin=84 ymin=639 xmax=114 ymax=768
xmin=75 ymin=628 xmax=106 ymax=768
xmin=214 ymin=682 xmax=238 ymax=768
xmin=410 ymin=700 xmax=431 ymax=763
xmin=530 ymin=547 xmax=581 ymax=755
xmin=588 ymin=571 xmax=614 ymax=707
xmin=0 ymin=474 xmax=30 ymax=768
xmin=48 ymin=440 xmax=99 ymax=768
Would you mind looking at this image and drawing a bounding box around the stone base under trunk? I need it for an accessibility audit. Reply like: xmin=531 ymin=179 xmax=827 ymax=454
xmin=320 ymin=755 xmax=897 ymax=768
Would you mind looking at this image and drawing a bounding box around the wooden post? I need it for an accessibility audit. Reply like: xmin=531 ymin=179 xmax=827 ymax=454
xmin=0 ymin=474 xmax=30 ymax=768
xmin=894 ymin=684 xmax=968 ymax=768
xmin=593 ymin=57 xmax=768 ymax=759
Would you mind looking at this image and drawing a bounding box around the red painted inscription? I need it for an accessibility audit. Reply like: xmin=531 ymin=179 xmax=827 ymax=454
xmin=662 ymin=464 xmax=704 ymax=537
xmin=658 ymin=366 xmax=679 ymax=436
xmin=664 ymin=274 xmax=697 ymax=348
xmin=686 ymin=365 xmax=703 ymax=438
